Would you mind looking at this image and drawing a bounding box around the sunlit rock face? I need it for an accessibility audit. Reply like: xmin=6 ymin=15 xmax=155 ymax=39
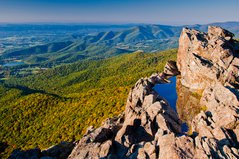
xmin=177 ymin=26 xmax=239 ymax=90
xmin=176 ymin=26 xmax=239 ymax=158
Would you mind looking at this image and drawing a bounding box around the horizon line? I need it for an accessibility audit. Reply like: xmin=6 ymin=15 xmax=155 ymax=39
xmin=0 ymin=21 xmax=239 ymax=26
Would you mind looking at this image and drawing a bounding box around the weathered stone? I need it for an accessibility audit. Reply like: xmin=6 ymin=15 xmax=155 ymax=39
xmin=158 ymin=133 xmax=179 ymax=159
xmin=99 ymin=140 xmax=112 ymax=157
xmin=208 ymin=26 xmax=234 ymax=40
xmin=163 ymin=60 xmax=180 ymax=77
xmin=177 ymin=26 xmax=238 ymax=90
xmin=177 ymin=26 xmax=239 ymax=159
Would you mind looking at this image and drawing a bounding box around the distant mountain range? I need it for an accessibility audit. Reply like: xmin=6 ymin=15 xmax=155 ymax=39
xmin=1 ymin=22 xmax=239 ymax=66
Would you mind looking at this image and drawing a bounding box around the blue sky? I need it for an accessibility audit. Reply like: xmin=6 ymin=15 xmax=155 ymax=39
xmin=0 ymin=0 xmax=239 ymax=25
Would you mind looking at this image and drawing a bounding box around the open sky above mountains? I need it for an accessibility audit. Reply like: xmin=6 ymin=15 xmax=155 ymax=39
xmin=0 ymin=0 xmax=239 ymax=25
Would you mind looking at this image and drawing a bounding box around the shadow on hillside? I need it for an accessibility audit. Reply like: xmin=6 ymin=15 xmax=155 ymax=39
xmin=0 ymin=142 xmax=8 ymax=154
xmin=8 ymin=141 xmax=74 ymax=159
xmin=6 ymin=84 xmax=62 ymax=98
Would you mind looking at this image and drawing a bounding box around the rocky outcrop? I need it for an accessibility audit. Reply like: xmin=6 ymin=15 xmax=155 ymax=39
xmin=163 ymin=60 xmax=180 ymax=77
xmin=177 ymin=26 xmax=239 ymax=90
xmin=176 ymin=26 xmax=239 ymax=158
xmin=68 ymin=72 xmax=185 ymax=159
xmin=190 ymin=83 xmax=239 ymax=158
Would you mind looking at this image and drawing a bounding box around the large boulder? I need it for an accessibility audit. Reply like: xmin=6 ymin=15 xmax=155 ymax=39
xmin=177 ymin=26 xmax=239 ymax=90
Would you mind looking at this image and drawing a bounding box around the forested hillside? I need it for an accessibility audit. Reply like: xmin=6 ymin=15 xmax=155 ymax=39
xmin=1 ymin=25 xmax=180 ymax=67
xmin=0 ymin=49 xmax=177 ymax=158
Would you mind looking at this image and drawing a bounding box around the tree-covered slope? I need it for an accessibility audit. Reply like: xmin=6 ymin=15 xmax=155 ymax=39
xmin=0 ymin=49 xmax=177 ymax=158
